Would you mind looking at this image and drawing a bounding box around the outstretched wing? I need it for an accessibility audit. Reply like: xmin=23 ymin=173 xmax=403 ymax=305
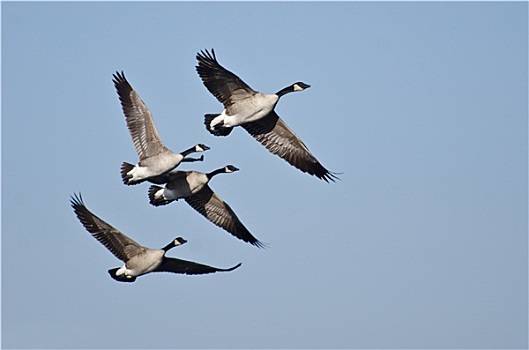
xmin=195 ymin=49 xmax=257 ymax=109
xmin=155 ymin=258 xmax=241 ymax=275
xmin=70 ymin=193 xmax=143 ymax=262
xmin=112 ymin=71 xmax=168 ymax=160
xmin=242 ymin=111 xmax=338 ymax=182
xmin=185 ymin=186 xmax=266 ymax=248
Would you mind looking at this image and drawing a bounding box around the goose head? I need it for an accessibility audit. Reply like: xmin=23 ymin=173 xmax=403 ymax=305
xmin=293 ymin=82 xmax=311 ymax=91
xmin=207 ymin=165 xmax=239 ymax=179
xmin=224 ymin=165 xmax=239 ymax=173
xmin=181 ymin=144 xmax=210 ymax=157
xmin=162 ymin=237 xmax=188 ymax=252
xmin=195 ymin=144 xmax=210 ymax=152
xmin=276 ymin=82 xmax=311 ymax=97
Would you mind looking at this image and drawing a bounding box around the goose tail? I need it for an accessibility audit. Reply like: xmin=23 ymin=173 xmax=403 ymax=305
xmin=108 ymin=268 xmax=136 ymax=283
xmin=120 ymin=162 xmax=143 ymax=186
xmin=204 ymin=114 xmax=233 ymax=137
xmin=148 ymin=185 xmax=173 ymax=206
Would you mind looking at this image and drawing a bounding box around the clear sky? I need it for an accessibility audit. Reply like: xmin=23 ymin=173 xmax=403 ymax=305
xmin=2 ymin=1 xmax=527 ymax=349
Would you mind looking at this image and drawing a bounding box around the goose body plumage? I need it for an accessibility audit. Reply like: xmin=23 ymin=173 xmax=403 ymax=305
xmin=148 ymin=166 xmax=265 ymax=248
xmin=70 ymin=193 xmax=241 ymax=282
xmin=195 ymin=49 xmax=337 ymax=182
xmin=113 ymin=71 xmax=210 ymax=185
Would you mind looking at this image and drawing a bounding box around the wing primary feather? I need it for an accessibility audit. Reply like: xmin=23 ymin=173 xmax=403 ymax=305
xmin=112 ymin=71 xmax=166 ymax=160
xmin=241 ymin=112 xmax=339 ymax=182
xmin=195 ymin=48 xmax=256 ymax=108
xmin=155 ymin=258 xmax=241 ymax=275
xmin=70 ymin=193 xmax=142 ymax=262
xmin=184 ymin=187 xmax=266 ymax=248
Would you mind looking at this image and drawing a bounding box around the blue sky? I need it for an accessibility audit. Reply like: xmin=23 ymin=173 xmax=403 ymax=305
xmin=2 ymin=1 xmax=527 ymax=349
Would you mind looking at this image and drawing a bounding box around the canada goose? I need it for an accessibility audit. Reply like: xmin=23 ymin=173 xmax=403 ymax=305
xmin=148 ymin=165 xmax=265 ymax=248
xmin=195 ymin=49 xmax=338 ymax=182
xmin=112 ymin=71 xmax=210 ymax=185
xmin=70 ymin=193 xmax=241 ymax=282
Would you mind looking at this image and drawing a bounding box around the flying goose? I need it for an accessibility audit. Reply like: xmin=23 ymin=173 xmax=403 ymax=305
xmin=70 ymin=193 xmax=241 ymax=282
xmin=195 ymin=49 xmax=338 ymax=182
xmin=148 ymin=165 xmax=265 ymax=248
xmin=112 ymin=71 xmax=210 ymax=185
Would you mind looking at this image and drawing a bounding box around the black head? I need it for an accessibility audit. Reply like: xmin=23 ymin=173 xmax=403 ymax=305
xmin=174 ymin=237 xmax=188 ymax=246
xmin=207 ymin=165 xmax=239 ymax=179
xmin=162 ymin=237 xmax=187 ymax=252
xmin=195 ymin=144 xmax=210 ymax=152
xmin=276 ymin=82 xmax=311 ymax=97
xmin=224 ymin=165 xmax=239 ymax=173
xmin=293 ymin=82 xmax=311 ymax=91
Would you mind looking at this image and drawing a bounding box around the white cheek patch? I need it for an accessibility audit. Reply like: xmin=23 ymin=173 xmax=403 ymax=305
xmin=293 ymin=84 xmax=304 ymax=91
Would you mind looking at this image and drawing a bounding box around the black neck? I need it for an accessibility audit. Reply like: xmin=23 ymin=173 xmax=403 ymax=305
xmin=181 ymin=146 xmax=196 ymax=157
xmin=206 ymin=167 xmax=225 ymax=179
xmin=162 ymin=241 xmax=175 ymax=252
xmin=276 ymin=84 xmax=295 ymax=97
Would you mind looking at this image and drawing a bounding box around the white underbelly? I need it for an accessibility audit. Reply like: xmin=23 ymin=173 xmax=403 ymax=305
xmin=223 ymin=107 xmax=273 ymax=127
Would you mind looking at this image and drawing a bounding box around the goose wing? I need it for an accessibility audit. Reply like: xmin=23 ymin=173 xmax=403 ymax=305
xmin=112 ymin=71 xmax=169 ymax=160
xmin=241 ymin=111 xmax=338 ymax=182
xmin=70 ymin=193 xmax=143 ymax=262
xmin=196 ymin=49 xmax=257 ymax=108
xmin=184 ymin=186 xmax=265 ymax=248
xmin=155 ymin=258 xmax=241 ymax=275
